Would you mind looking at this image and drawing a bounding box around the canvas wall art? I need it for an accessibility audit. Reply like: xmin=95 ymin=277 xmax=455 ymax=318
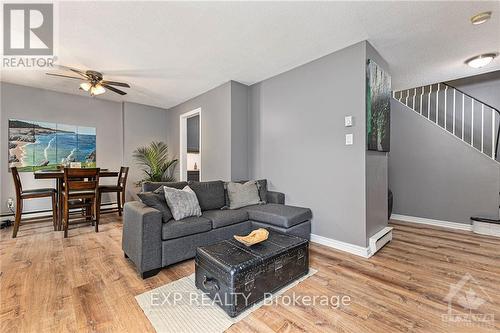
xmin=8 ymin=119 xmax=96 ymax=172
xmin=366 ymin=59 xmax=391 ymax=152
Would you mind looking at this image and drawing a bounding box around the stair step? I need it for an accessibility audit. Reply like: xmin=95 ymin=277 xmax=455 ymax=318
xmin=471 ymin=217 xmax=500 ymax=225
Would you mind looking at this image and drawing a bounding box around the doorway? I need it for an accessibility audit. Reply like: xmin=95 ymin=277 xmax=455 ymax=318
xmin=179 ymin=108 xmax=201 ymax=181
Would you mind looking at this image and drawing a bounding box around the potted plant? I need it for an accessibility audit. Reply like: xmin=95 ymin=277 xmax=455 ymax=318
xmin=133 ymin=141 xmax=178 ymax=185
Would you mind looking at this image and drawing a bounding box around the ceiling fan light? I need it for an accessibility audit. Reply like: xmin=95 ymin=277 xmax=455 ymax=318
xmin=91 ymin=84 xmax=106 ymax=96
xmin=80 ymin=82 xmax=92 ymax=91
xmin=465 ymin=53 xmax=497 ymax=68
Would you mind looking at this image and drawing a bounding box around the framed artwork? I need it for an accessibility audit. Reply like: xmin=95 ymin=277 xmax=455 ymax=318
xmin=8 ymin=119 xmax=96 ymax=172
xmin=366 ymin=59 xmax=391 ymax=152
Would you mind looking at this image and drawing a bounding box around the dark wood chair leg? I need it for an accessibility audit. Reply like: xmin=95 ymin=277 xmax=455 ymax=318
xmin=51 ymin=193 xmax=58 ymax=231
xmin=117 ymin=191 xmax=122 ymax=216
xmin=94 ymin=197 xmax=99 ymax=233
xmin=63 ymin=198 xmax=69 ymax=238
xmin=12 ymin=199 xmax=22 ymax=238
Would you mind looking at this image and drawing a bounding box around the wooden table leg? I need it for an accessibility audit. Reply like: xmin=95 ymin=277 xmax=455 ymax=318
xmin=57 ymin=178 xmax=63 ymax=231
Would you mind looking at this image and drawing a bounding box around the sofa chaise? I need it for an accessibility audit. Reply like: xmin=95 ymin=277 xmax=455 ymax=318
xmin=122 ymin=180 xmax=312 ymax=278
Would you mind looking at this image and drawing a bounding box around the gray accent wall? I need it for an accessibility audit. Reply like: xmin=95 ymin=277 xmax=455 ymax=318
xmin=166 ymin=80 xmax=249 ymax=182
xmin=249 ymin=41 xmax=372 ymax=247
xmin=230 ymin=81 xmax=249 ymax=181
xmin=1 ymin=82 xmax=169 ymax=214
xmin=389 ymin=99 xmax=500 ymax=224
xmin=122 ymin=102 xmax=169 ymax=201
xmin=166 ymin=82 xmax=232 ymax=181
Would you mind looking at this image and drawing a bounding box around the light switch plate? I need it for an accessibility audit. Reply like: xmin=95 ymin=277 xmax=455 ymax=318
xmin=345 ymin=133 xmax=353 ymax=145
xmin=344 ymin=116 xmax=353 ymax=127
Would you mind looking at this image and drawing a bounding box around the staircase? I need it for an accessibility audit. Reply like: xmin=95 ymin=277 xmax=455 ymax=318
xmin=394 ymin=83 xmax=500 ymax=161
xmin=394 ymin=83 xmax=500 ymax=236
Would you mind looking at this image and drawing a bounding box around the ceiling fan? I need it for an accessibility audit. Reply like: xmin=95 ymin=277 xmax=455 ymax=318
xmin=46 ymin=67 xmax=130 ymax=96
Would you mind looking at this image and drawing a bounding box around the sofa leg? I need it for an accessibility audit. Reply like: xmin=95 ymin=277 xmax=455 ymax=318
xmin=141 ymin=268 xmax=161 ymax=279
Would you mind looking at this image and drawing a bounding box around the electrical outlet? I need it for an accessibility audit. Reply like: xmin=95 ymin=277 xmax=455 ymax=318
xmin=7 ymin=198 xmax=14 ymax=209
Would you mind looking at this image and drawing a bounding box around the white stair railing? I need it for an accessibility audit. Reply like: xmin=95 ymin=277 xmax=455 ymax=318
xmin=394 ymin=83 xmax=500 ymax=161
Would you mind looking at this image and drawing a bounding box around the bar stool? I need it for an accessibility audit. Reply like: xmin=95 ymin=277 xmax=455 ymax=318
xmin=10 ymin=167 xmax=57 ymax=238
xmin=97 ymin=166 xmax=129 ymax=218
xmin=62 ymin=168 xmax=100 ymax=238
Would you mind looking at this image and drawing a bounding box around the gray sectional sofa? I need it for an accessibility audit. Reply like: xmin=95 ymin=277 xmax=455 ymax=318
xmin=122 ymin=180 xmax=312 ymax=278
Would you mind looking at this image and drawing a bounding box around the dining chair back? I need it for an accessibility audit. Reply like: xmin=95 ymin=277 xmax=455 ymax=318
xmin=97 ymin=166 xmax=129 ymax=218
xmin=10 ymin=167 xmax=57 ymax=238
xmin=62 ymin=168 xmax=100 ymax=238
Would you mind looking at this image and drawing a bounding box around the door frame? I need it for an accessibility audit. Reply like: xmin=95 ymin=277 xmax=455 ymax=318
xmin=179 ymin=108 xmax=201 ymax=181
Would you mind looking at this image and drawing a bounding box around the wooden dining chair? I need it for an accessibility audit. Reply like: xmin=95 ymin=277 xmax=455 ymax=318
xmin=97 ymin=166 xmax=129 ymax=218
xmin=10 ymin=167 xmax=58 ymax=238
xmin=62 ymin=168 xmax=100 ymax=238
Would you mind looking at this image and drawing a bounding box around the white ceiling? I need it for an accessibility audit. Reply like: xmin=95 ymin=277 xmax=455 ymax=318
xmin=1 ymin=1 xmax=499 ymax=109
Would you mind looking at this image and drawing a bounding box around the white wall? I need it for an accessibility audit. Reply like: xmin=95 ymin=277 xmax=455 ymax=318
xmin=1 ymin=83 xmax=169 ymax=214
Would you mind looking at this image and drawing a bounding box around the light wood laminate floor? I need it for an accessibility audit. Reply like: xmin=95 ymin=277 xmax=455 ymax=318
xmin=1 ymin=215 xmax=499 ymax=332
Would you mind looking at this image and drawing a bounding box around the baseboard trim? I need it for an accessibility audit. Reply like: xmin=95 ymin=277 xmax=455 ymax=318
xmin=310 ymin=234 xmax=371 ymax=258
xmin=391 ymin=214 xmax=473 ymax=231
xmin=1 ymin=202 xmax=118 ymax=221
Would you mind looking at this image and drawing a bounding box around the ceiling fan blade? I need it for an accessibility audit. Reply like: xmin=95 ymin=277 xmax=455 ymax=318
xmin=101 ymin=80 xmax=130 ymax=88
xmin=69 ymin=68 xmax=90 ymax=79
xmin=101 ymin=84 xmax=127 ymax=95
xmin=46 ymin=73 xmax=85 ymax=80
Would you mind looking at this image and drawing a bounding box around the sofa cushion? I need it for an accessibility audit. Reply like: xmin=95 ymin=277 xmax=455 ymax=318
xmin=188 ymin=181 xmax=226 ymax=211
xmin=242 ymin=203 xmax=312 ymax=228
xmin=162 ymin=216 xmax=212 ymax=240
xmin=142 ymin=181 xmax=188 ymax=193
xmin=137 ymin=192 xmax=173 ymax=222
xmin=202 ymin=209 xmax=249 ymax=229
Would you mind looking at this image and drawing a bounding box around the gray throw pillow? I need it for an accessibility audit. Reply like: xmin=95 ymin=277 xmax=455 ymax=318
xmin=188 ymin=181 xmax=226 ymax=210
xmin=137 ymin=192 xmax=173 ymax=222
xmin=226 ymin=181 xmax=261 ymax=210
xmin=224 ymin=179 xmax=267 ymax=207
xmin=163 ymin=186 xmax=202 ymax=220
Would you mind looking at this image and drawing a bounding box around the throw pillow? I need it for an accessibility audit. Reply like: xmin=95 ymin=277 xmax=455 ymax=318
xmin=163 ymin=186 xmax=202 ymax=220
xmin=188 ymin=181 xmax=226 ymax=210
xmin=137 ymin=192 xmax=173 ymax=222
xmin=224 ymin=179 xmax=268 ymax=207
xmin=226 ymin=181 xmax=261 ymax=210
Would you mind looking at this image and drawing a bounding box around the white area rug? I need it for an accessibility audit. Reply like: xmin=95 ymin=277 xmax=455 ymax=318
xmin=136 ymin=269 xmax=317 ymax=333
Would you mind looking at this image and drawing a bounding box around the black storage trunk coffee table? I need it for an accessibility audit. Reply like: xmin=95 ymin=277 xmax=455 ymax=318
xmin=195 ymin=230 xmax=309 ymax=317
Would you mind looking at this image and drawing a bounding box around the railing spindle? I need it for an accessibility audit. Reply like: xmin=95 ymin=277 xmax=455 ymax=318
xmin=420 ymin=87 xmax=424 ymax=115
xmin=453 ymin=89 xmax=456 ymax=135
xmin=462 ymin=94 xmax=465 ymax=140
xmin=436 ymin=84 xmax=440 ymax=124
xmin=471 ymin=98 xmax=474 ymax=147
xmin=444 ymin=86 xmax=448 ymax=130
xmin=428 ymin=85 xmax=432 ymax=119
xmin=481 ymin=104 xmax=484 ymax=153
xmin=413 ymin=88 xmax=416 ymax=110
xmin=493 ymin=109 xmax=496 ymax=159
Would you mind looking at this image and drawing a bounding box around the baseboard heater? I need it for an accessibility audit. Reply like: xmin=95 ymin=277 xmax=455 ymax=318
xmin=369 ymin=226 xmax=393 ymax=256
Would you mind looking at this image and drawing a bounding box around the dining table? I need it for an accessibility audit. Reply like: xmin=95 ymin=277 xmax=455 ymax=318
xmin=34 ymin=169 xmax=119 ymax=229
